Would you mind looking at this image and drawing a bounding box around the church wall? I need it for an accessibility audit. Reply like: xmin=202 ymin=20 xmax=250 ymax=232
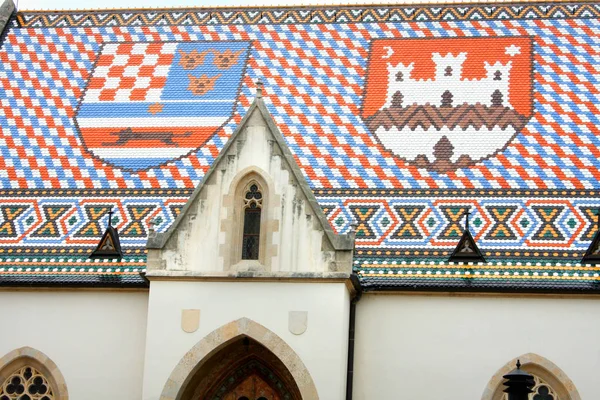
xmin=142 ymin=280 xmax=350 ymax=400
xmin=353 ymin=293 xmax=599 ymax=399
xmin=0 ymin=290 xmax=148 ymax=399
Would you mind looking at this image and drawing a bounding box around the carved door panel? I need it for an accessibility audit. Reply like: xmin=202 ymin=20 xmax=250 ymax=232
xmin=186 ymin=338 xmax=301 ymax=400
xmin=223 ymin=373 xmax=280 ymax=400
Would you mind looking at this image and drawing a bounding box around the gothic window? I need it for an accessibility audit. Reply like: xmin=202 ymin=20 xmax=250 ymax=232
xmin=242 ymin=183 xmax=262 ymax=260
xmin=502 ymin=374 xmax=559 ymax=400
xmin=0 ymin=366 xmax=54 ymax=400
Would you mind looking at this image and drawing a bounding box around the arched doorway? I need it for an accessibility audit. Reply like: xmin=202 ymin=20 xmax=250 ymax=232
xmin=160 ymin=318 xmax=319 ymax=400
xmin=181 ymin=337 xmax=301 ymax=400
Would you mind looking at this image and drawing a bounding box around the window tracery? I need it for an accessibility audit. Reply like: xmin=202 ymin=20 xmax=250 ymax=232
xmin=0 ymin=366 xmax=54 ymax=400
xmin=502 ymin=374 xmax=559 ymax=400
xmin=242 ymin=183 xmax=262 ymax=260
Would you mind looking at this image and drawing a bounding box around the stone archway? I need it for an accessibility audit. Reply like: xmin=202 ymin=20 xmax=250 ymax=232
xmin=160 ymin=318 xmax=319 ymax=400
xmin=0 ymin=346 xmax=69 ymax=399
xmin=182 ymin=337 xmax=301 ymax=400
xmin=481 ymin=353 xmax=581 ymax=400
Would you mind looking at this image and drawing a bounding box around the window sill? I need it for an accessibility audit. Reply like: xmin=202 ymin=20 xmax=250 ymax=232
xmin=232 ymin=259 xmax=266 ymax=273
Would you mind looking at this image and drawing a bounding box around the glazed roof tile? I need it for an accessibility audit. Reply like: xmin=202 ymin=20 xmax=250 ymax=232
xmin=355 ymin=257 xmax=600 ymax=293
xmin=0 ymin=255 xmax=147 ymax=287
xmin=360 ymin=275 xmax=600 ymax=293
xmin=0 ymin=1 xmax=599 ymax=290
xmin=0 ymin=272 xmax=147 ymax=288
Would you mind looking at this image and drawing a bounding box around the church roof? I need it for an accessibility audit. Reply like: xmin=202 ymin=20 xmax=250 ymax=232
xmin=146 ymin=85 xmax=354 ymax=252
xmin=1 ymin=1 xmax=600 ymax=292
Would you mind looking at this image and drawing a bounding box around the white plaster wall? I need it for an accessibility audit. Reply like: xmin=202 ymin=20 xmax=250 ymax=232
xmin=142 ymin=280 xmax=350 ymax=400
xmin=353 ymin=293 xmax=600 ymax=399
xmin=0 ymin=290 xmax=148 ymax=400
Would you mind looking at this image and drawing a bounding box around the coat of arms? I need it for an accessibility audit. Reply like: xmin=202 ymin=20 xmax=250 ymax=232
xmin=75 ymin=41 xmax=250 ymax=171
xmin=362 ymin=38 xmax=533 ymax=173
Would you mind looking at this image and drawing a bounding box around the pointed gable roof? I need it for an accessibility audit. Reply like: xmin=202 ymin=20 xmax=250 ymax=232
xmin=147 ymin=82 xmax=354 ymax=251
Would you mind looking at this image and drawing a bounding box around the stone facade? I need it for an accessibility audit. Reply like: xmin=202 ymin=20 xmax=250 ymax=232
xmin=146 ymin=94 xmax=354 ymax=279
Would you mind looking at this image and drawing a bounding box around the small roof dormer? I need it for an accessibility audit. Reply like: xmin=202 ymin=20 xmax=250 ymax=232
xmin=146 ymin=81 xmax=354 ymax=277
xmin=90 ymin=209 xmax=123 ymax=259
xmin=448 ymin=209 xmax=485 ymax=264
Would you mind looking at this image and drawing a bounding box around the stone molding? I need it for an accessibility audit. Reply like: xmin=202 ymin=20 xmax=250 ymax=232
xmin=145 ymin=270 xmax=351 ymax=279
xmin=221 ymin=167 xmax=277 ymax=272
xmin=481 ymin=352 xmax=581 ymax=400
xmin=159 ymin=317 xmax=319 ymax=400
xmin=0 ymin=346 xmax=69 ymax=399
xmin=0 ymin=0 xmax=14 ymax=34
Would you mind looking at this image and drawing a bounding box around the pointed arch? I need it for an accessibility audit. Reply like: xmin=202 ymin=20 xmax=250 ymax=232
xmin=221 ymin=166 xmax=279 ymax=271
xmin=0 ymin=347 xmax=69 ymax=399
xmin=481 ymin=353 xmax=581 ymax=400
xmin=159 ymin=318 xmax=318 ymax=400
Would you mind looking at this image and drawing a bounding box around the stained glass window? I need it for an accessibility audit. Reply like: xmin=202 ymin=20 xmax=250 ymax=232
xmin=0 ymin=366 xmax=54 ymax=400
xmin=242 ymin=184 xmax=262 ymax=260
xmin=502 ymin=374 xmax=559 ymax=400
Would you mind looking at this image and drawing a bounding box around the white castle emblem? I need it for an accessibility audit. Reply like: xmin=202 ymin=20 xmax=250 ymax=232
xmin=383 ymin=52 xmax=513 ymax=109
xmin=367 ymin=50 xmax=529 ymax=173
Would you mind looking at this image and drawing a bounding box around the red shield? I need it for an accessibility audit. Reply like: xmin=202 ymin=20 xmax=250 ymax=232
xmin=362 ymin=37 xmax=533 ymax=172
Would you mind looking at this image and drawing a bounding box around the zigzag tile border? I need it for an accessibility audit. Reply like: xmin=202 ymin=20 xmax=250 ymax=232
xmin=0 ymin=190 xmax=597 ymax=254
xmin=0 ymin=194 xmax=189 ymax=247
xmin=322 ymin=195 xmax=600 ymax=250
xmin=15 ymin=2 xmax=600 ymax=27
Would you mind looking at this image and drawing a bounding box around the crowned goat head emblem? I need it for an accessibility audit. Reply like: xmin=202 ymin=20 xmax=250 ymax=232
xmin=187 ymin=74 xmax=221 ymax=96
xmin=75 ymin=41 xmax=250 ymax=172
xmin=178 ymin=49 xmax=210 ymax=70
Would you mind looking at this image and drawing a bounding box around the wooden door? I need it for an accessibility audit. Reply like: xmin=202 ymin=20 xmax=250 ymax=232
xmin=222 ymin=373 xmax=280 ymax=400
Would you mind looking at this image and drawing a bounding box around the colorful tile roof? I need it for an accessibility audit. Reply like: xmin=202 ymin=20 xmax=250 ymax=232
xmin=0 ymin=1 xmax=599 ymax=291
xmin=0 ymin=255 xmax=148 ymax=287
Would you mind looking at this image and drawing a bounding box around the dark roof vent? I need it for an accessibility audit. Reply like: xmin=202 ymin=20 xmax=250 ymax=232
xmin=90 ymin=208 xmax=122 ymax=259
xmin=448 ymin=208 xmax=485 ymax=263
xmin=581 ymin=210 xmax=600 ymax=265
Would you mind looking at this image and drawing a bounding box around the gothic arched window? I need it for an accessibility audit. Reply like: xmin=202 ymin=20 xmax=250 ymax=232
xmin=486 ymin=355 xmax=581 ymax=400
xmin=501 ymin=374 xmax=559 ymax=400
xmin=0 ymin=366 xmax=55 ymax=400
xmin=242 ymin=183 xmax=262 ymax=260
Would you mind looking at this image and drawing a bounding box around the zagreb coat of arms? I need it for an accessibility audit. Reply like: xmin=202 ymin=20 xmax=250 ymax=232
xmin=75 ymin=41 xmax=250 ymax=171
xmin=362 ymin=37 xmax=533 ymax=173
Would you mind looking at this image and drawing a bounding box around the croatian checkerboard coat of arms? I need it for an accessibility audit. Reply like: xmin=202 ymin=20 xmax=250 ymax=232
xmin=75 ymin=41 xmax=250 ymax=171
xmin=362 ymin=38 xmax=533 ymax=172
